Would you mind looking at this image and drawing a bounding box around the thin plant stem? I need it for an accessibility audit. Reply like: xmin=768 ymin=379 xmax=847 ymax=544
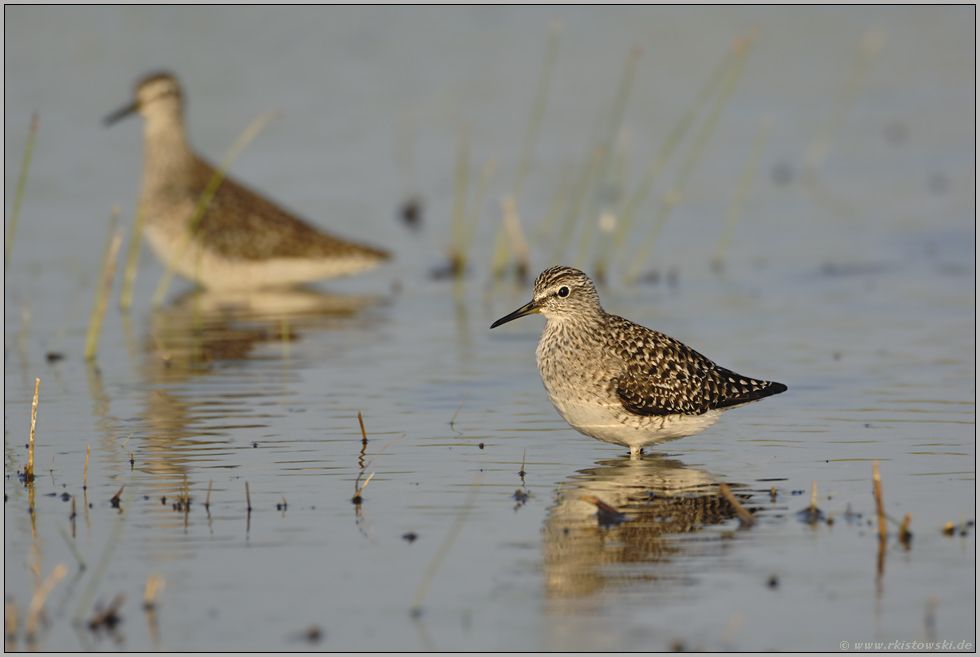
xmin=712 ymin=116 xmax=772 ymax=270
xmin=491 ymin=20 xmax=562 ymax=277
xmin=513 ymin=19 xmax=562 ymax=204
xmin=463 ymin=157 xmax=498 ymax=261
xmin=625 ymin=32 xmax=757 ymax=284
xmin=501 ymin=196 xmax=530 ymax=281
xmin=25 ymin=564 xmax=67 ymax=640
xmin=85 ymin=213 xmax=124 ymax=361
xmin=575 ymin=47 xmax=642 ymax=269
xmin=612 ymin=47 xmax=734 ymax=255
xmin=118 ymin=207 xmax=145 ymax=312
xmin=27 ymin=378 xmax=39 ymax=479
xmin=5 ymin=113 xmax=39 ymax=274
xmin=448 ymin=127 xmax=470 ymax=275
xmin=410 ymin=475 xmax=482 ymax=615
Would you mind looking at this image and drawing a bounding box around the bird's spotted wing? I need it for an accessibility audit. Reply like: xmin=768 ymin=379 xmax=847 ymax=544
xmin=189 ymin=157 xmax=389 ymax=261
xmin=610 ymin=317 xmax=786 ymax=416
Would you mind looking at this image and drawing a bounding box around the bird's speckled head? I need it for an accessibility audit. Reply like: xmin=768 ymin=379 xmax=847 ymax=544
xmin=105 ymin=72 xmax=184 ymax=126
xmin=490 ymin=266 xmax=604 ymax=328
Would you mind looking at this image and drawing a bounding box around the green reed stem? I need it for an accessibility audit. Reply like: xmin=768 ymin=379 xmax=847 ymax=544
xmin=118 ymin=207 xmax=145 ymax=312
xmin=514 ymin=19 xmax=562 ymax=203
xmin=575 ymin=47 xmax=642 ymax=270
xmin=612 ymin=47 xmax=735 ymax=256
xmin=550 ymin=146 xmax=601 ymax=263
xmin=802 ymin=27 xmax=886 ymax=178
xmin=84 ymin=208 xmax=123 ymax=361
xmin=625 ymin=33 xmax=757 ymax=284
xmin=464 ymin=157 xmax=498 ymax=260
xmin=448 ymin=127 xmax=470 ymax=276
xmin=491 ymin=20 xmax=562 ymax=278
xmin=533 ymin=163 xmax=573 ymax=244
xmin=712 ymin=116 xmax=771 ymax=270
xmin=6 ymin=113 xmax=39 ymax=274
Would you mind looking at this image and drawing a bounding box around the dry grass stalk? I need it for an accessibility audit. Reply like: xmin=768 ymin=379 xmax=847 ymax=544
xmin=352 ymin=472 xmax=375 ymax=502
xmin=358 ymin=412 xmax=368 ymax=444
xmin=5 ymin=113 xmax=39 ymax=274
xmin=873 ymin=461 xmax=887 ymax=541
xmin=356 ymin=433 xmax=405 ymax=491
xmin=25 ymin=564 xmax=67 ymax=640
xmin=5 ymin=597 xmax=17 ymax=652
xmin=110 ymin=487 xmax=124 ymax=508
xmin=449 ymin=394 xmax=468 ymax=428
xmin=899 ymin=513 xmax=913 ymax=548
xmin=719 ymin=482 xmax=756 ymax=527
xmin=84 ymin=445 xmax=90 ymax=490
xmin=143 ymin=574 xmax=165 ymax=610
xmin=25 ymin=378 xmax=39 ymax=481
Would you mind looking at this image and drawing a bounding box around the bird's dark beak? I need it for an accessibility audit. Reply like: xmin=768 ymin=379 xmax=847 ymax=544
xmin=490 ymin=300 xmax=540 ymax=328
xmin=103 ymin=100 xmax=139 ymax=127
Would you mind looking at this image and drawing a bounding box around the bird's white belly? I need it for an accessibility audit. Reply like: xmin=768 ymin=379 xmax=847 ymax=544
xmin=544 ymin=387 xmax=721 ymax=451
xmin=143 ymin=221 xmax=378 ymax=291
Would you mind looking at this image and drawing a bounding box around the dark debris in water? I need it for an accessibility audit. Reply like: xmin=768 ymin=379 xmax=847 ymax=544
xmin=796 ymin=506 xmax=826 ymax=524
xmin=88 ymin=593 xmax=125 ymax=632
xmin=513 ymin=489 xmax=530 ymax=510
xmin=288 ymin=624 xmax=323 ymax=644
xmin=398 ymin=196 xmax=423 ymax=230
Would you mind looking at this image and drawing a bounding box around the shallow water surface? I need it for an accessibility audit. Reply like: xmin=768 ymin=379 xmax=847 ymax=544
xmin=4 ymin=6 xmax=976 ymax=652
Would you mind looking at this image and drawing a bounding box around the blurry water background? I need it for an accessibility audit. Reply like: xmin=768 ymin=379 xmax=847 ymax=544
xmin=4 ymin=6 xmax=975 ymax=651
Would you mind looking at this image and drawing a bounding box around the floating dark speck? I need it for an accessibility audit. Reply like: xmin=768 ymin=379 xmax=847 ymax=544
xmin=399 ymin=196 xmax=423 ymax=230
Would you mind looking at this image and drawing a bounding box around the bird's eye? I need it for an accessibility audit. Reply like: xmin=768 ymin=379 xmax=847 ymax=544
xmin=558 ymin=286 xmax=569 ymax=298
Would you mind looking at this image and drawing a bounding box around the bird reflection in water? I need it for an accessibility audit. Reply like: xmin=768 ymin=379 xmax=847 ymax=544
xmin=542 ymin=453 xmax=762 ymax=639
xmin=135 ymin=288 xmax=381 ymax=510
